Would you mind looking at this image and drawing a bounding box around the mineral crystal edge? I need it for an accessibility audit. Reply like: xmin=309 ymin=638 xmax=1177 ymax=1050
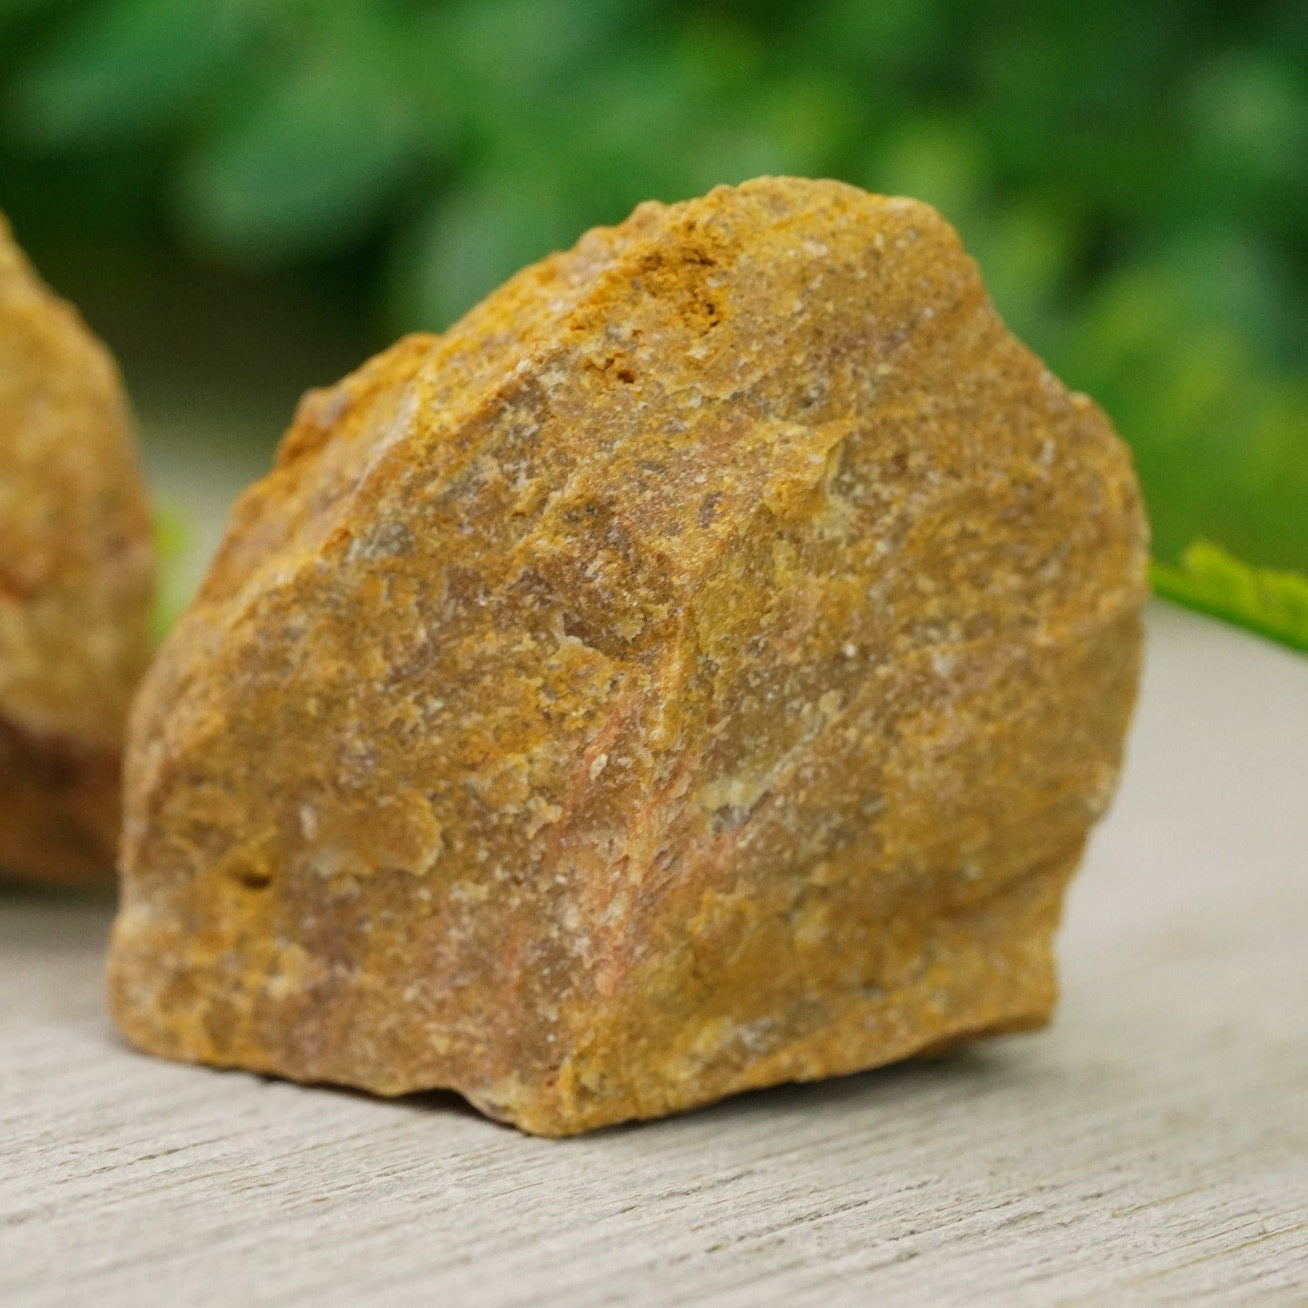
xmin=108 ymin=177 xmax=1147 ymax=1134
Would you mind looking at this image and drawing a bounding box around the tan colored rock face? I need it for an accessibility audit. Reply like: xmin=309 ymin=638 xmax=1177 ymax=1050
xmin=1 ymin=217 xmax=155 ymax=885
xmin=109 ymin=178 xmax=1146 ymax=1134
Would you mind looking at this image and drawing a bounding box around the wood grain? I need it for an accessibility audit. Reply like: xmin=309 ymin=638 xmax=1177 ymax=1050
xmin=2 ymin=602 xmax=1305 ymax=1305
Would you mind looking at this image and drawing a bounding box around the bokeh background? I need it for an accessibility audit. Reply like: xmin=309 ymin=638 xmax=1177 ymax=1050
xmin=1 ymin=0 xmax=1305 ymax=633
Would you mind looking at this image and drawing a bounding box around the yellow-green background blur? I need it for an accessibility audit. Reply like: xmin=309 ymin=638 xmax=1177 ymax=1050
xmin=2 ymin=0 xmax=1305 ymax=623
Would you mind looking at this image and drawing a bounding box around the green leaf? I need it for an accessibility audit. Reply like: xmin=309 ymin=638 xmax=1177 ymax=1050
xmin=173 ymin=7 xmax=428 ymax=263
xmin=870 ymin=116 xmax=989 ymax=224
xmin=0 ymin=0 xmax=66 ymax=39
xmin=6 ymin=0 xmax=252 ymax=146
xmin=394 ymin=172 xmax=583 ymax=332
xmin=1054 ymin=261 xmax=1308 ymax=575
xmin=1151 ymin=542 xmax=1308 ymax=655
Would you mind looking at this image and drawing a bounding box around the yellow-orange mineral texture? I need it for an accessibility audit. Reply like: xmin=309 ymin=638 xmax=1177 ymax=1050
xmin=1 ymin=216 xmax=155 ymax=885
xmin=109 ymin=178 xmax=1146 ymax=1133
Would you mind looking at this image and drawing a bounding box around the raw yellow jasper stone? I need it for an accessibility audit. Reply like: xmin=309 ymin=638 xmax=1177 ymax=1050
xmin=109 ymin=178 xmax=1146 ymax=1134
xmin=0 ymin=216 xmax=155 ymax=885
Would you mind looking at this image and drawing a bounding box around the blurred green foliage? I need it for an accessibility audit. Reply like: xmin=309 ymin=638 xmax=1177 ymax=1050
xmin=1 ymin=0 xmax=1305 ymax=630
xmin=1152 ymin=542 xmax=1308 ymax=654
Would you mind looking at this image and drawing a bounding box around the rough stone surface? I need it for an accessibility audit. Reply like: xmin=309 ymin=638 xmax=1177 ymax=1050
xmin=1 ymin=216 xmax=155 ymax=885
xmin=109 ymin=178 xmax=1147 ymax=1135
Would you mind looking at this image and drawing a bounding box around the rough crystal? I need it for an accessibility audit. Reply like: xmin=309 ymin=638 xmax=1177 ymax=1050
xmin=109 ymin=179 xmax=1146 ymax=1133
xmin=1 ymin=217 xmax=155 ymax=884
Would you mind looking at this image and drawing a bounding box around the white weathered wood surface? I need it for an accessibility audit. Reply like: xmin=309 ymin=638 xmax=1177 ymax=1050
xmin=3 ymin=603 xmax=1306 ymax=1306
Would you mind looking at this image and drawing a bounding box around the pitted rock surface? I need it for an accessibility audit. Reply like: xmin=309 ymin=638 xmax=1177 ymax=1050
xmin=109 ymin=178 xmax=1146 ymax=1134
